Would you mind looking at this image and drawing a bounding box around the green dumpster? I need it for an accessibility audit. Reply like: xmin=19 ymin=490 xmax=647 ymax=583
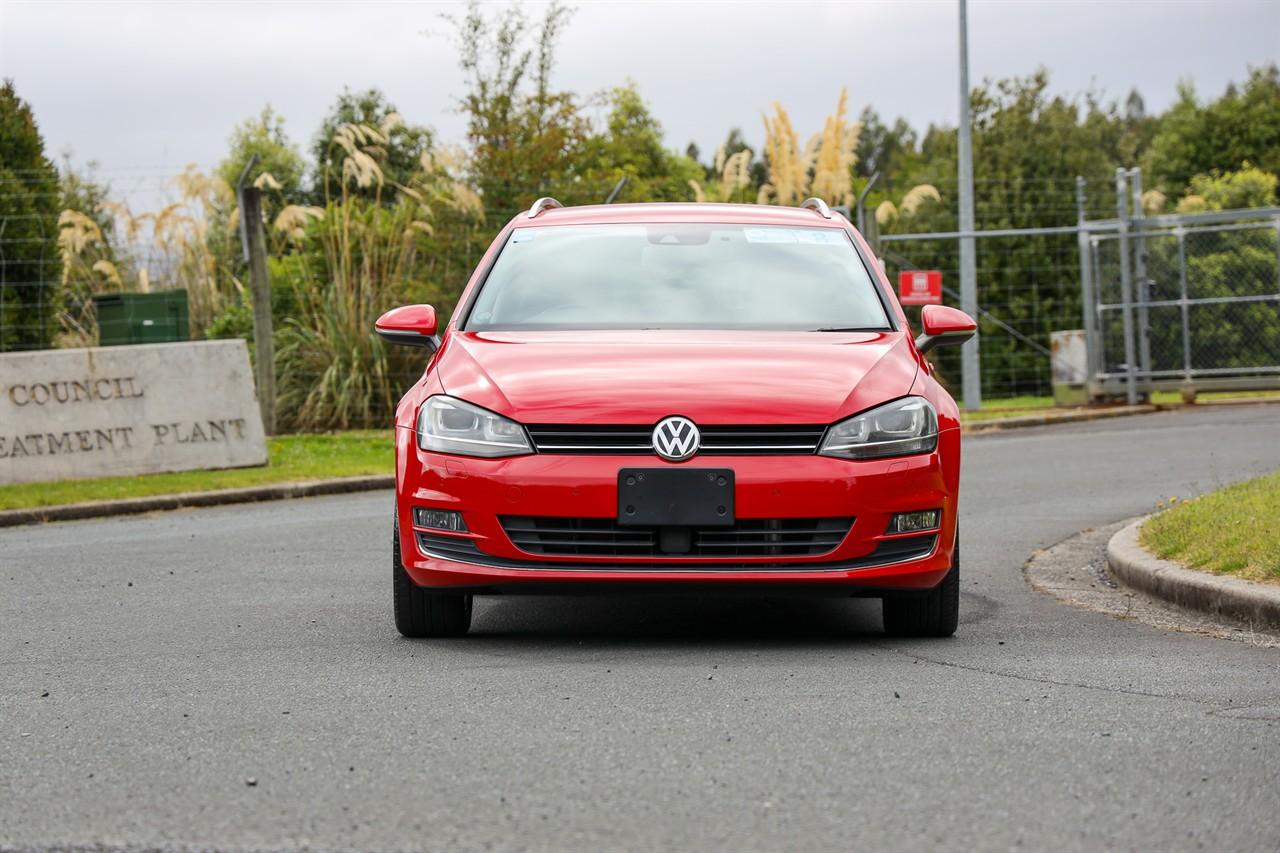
xmin=93 ymin=290 xmax=189 ymax=346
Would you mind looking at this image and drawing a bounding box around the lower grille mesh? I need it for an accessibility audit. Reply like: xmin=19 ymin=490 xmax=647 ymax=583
xmin=416 ymin=533 xmax=482 ymax=562
xmin=501 ymin=516 xmax=853 ymax=557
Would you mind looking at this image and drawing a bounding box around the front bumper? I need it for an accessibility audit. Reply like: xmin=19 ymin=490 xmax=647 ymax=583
xmin=395 ymin=426 xmax=960 ymax=592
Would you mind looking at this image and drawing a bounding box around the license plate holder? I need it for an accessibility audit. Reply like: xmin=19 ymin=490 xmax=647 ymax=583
xmin=617 ymin=468 xmax=734 ymax=527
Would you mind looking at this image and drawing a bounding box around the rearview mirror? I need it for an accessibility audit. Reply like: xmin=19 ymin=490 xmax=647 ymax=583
xmin=375 ymin=304 xmax=438 ymax=348
xmin=915 ymin=305 xmax=976 ymax=354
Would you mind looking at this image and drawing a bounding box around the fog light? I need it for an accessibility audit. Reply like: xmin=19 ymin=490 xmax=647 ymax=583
xmin=888 ymin=510 xmax=940 ymax=534
xmin=413 ymin=508 xmax=467 ymax=532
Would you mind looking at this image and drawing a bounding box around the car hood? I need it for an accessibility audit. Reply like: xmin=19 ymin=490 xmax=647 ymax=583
xmin=435 ymin=330 xmax=919 ymax=424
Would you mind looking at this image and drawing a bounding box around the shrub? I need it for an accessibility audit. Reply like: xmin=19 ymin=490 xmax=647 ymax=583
xmin=273 ymin=128 xmax=482 ymax=431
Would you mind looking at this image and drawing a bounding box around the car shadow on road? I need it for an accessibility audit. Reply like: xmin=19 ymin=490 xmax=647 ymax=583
xmin=462 ymin=592 xmax=888 ymax=645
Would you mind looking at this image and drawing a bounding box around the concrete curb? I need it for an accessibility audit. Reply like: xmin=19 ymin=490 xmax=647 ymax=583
xmin=1106 ymin=518 xmax=1280 ymax=631
xmin=964 ymin=404 xmax=1157 ymax=433
xmin=1185 ymin=396 xmax=1280 ymax=408
xmin=0 ymin=475 xmax=395 ymax=529
xmin=963 ymin=396 xmax=1280 ymax=434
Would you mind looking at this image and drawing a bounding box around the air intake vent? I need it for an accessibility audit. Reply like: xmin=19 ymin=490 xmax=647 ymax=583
xmin=501 ymin=516 xmax=852 ymax=557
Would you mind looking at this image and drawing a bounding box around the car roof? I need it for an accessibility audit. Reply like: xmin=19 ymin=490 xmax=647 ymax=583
xmin=510 ymin=202 xmax=850 ymax=229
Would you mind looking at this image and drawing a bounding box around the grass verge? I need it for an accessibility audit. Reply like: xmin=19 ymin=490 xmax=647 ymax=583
xmin=0 ymin=431 xmax=393 ymax=511
xmin=1141 ymin=469 xmax=1280 ymax=583
xmin=957 ymin=389 xmax=1280 ymax=423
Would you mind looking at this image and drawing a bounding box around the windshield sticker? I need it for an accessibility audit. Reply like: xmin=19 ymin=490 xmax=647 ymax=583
xmin=743 ymin=228 xmax=796 ymax=244
xmin=794 ymin=229 xmax=847 ymax=245
xmin=743 ymin=227 xmax=845 ymax=245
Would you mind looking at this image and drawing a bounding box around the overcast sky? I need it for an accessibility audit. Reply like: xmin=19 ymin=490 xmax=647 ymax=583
xmin=2 ymin=0 xmax=1277 ymax=190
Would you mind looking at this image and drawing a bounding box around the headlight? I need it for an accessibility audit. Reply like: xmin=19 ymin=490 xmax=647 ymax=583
xmin=416 ymin=395 xmax=532 ymax=458
xmin=818 ymin=397 xmax=938 ymax=460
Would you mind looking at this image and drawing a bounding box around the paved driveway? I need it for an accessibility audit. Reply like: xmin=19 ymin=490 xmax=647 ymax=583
xmin=2 ymin=405 xmax=1278 ymax=851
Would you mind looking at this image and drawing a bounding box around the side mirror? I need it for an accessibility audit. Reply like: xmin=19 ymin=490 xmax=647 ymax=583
xmin=915 ymin=305 xmax=976 ymax=354
xmin=375 ymin=304 xmax=438 ymax=348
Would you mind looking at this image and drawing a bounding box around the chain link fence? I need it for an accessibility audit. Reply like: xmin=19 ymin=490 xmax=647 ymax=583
xmin=1091 ymin=210 xmax=1280 ymax=396
xmin=5 ymin=167 xmax=1278 ymax=429
xmin=0 ymin=169 xmax=61 ymax=353
xmin=878 ymin=232 xmax=1084 ymax=400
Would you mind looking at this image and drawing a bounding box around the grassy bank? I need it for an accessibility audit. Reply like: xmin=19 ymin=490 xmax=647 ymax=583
xmin=957 ymin=389 xmax=1280 ymax=423
xmin=1141 ymin=469 xmax=1280 ymax=583
xmin=0 ymin=431 xmax=393 ymax=511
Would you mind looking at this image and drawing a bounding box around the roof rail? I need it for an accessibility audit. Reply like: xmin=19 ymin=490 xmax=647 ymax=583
xmin=800 ymin=197 xmax=833 ymax=219
xmin=527 ymin=197 xmax=564 ymax=219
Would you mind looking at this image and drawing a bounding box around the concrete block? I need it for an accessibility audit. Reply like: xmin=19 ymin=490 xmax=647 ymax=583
xmin=0 ymin=340 xmax=268 ymax=484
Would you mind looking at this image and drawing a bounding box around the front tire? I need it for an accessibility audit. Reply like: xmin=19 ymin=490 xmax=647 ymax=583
xmin=881 ymin=538 xmax=959 ymax=638
xmin=393 ymin=519 xmax=472 ymax=638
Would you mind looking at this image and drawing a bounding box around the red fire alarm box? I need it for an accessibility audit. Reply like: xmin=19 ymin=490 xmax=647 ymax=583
xmin=898 ymin=270 xmax=942 ymax=305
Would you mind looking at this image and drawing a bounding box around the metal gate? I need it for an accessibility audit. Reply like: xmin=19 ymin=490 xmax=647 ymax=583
xmin=1087 ymin=201 xmax=1280 ymax=401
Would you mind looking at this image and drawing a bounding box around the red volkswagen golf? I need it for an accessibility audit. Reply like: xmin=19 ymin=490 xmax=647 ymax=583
xmin=376 ymin=198 xmax=976 ymax=638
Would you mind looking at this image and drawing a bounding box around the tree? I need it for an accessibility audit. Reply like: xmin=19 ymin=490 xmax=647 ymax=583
xmin=0 ymin=79 xmax=60 ymax=350
xmin=855 ymin=107 xmax=917 ymax=190
xmin=1177 ymin=164 xmax=1277 ymax=212
xmin=444 ymin=0 xmax=589 ymax=215
xmin=311 ymin=88 xmax=433 ymax=203
xmin=684 ymin=141 xmax=701 ymax=169
xmin=216 ymin=105 xmax=305 ymax=208
xmin=577 ymin=82 xmax=703 ymax=203
xmin=1147 ymin=65 xmax=1280 ymax=197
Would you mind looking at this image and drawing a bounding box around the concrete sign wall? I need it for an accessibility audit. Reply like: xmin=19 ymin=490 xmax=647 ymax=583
xmin=0 ymin=340 xmax=268 ymax=485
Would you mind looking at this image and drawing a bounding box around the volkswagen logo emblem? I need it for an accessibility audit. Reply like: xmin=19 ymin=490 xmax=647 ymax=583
xmin=652 ymin=416 xmax=700 ymax=462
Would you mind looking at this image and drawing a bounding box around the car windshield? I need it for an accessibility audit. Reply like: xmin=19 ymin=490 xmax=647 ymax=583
xmin=464 ymin=222 xmax=892 ymax=331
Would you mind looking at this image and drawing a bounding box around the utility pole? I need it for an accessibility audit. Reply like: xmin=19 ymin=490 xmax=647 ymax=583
xmin=236 ymin=158 xmax=276 ymax=435
xmin=957 ymin=0 xmax=980 ymax=411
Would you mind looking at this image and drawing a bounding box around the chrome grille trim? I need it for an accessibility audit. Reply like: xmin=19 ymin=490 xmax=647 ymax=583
xmin=419 ymin=533 xmax=938 ymax=572
xmin=526 ymin=425 xmax=825 ymax=455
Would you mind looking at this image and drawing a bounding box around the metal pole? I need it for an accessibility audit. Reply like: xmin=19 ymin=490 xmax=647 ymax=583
xmin=1177 ymin=228 xmax=1191 ymax=381
xmin=1090 ymin=236 xmax=1106 ymax=375
xmin=1115 ymin=169 xmax=1138 ymax=405
xmin=1274 ymin=216 xmax=1280 ymax=295
xmin=604 ymin=175 xmax=629 ymax=204
xmin=1129 ymin=167 xmax=1152 ymax=380
xmin=235 ymin=154 xmax=259 ymax=264
xmin=957 ymin=0 xmax=980 ymax=411
xmin=238 ymin=186 xmax=276 ymax=435
xmin=855 ymin=171 xmax=879 ymax=236
xmin=1075 ymin=177 xmax=1099 ymax=396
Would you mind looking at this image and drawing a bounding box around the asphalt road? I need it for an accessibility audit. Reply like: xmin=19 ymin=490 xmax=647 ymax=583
xmin=2 ymin=405 xmax=1279 ymax=852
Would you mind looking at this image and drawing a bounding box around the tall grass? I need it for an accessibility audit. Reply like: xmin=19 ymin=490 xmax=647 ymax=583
xmin=274 ymin=198 xmax=429 ymax=430
xmin=57 ymin=165 xmax=242 ymax=343
xmin=758 ymin=88 xmax=861 ymax=207
xmin=689 ymin=145 xmax=754 ymax=204
xmin=274 ymin=128 xmax=483 ymax=431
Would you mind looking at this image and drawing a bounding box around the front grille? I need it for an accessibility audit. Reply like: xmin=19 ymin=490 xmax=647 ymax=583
xmin=525 ymin=424 xmax=825 ymax=455
xmin=501 ymin=516 xmax=853 ymax=557
xmin=418 ymin=531 xmax=938 ymax=571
